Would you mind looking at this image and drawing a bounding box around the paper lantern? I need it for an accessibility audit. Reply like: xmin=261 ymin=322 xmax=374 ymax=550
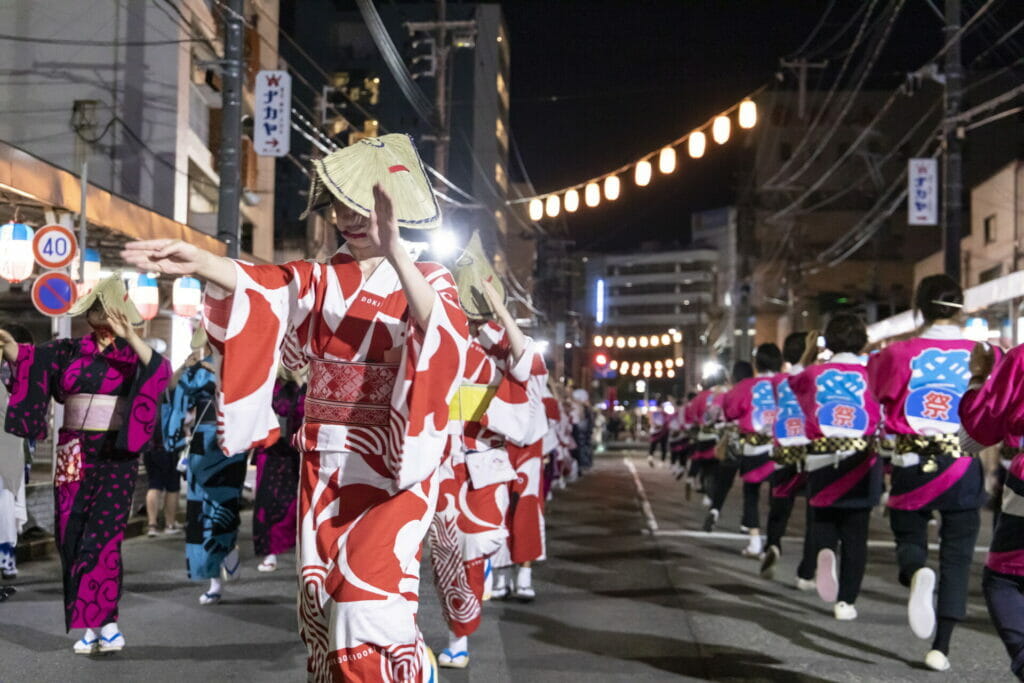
xmin=0 ymin=223 xmax=35 ymax=283
xmin=658 ymin=147 xmax=676 ymax=174
xmin=130 ymin=273 xmax=160 ymax=321
xmin=603 ymin=176 xmax=621 ymax=201
xmin=712 ymin=115 xmax=731 ymax=144
xmin=634 ymin=160 xmax=652 ymax=186
xmin=173 ymin=276 xmax=202 ymax=317
xmin=584 ymin=182 xmax=601 ymax=207
xmin=565 ymin=189 xmax=580 ymax=213
xmin=739 ymin=98 xmax=757 ymax=129
xmin=688 ymin=131 xmax=706 ymax=158
xmin=81 ymin=248 xmax=101 ymax=293
xmin=528 ymin=198 xmax=543 ymax=221
xmin=545 ymin=195 xmax=560 ymax=218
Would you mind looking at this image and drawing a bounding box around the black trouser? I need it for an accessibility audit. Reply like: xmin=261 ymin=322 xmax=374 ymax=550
xmin=983 ymin=568 xmax=1024 ymax=680
xmin=797 ymin=502 xmax=816 ymax=580
xmin=767 ymin=494 xmax=795 ymax=550
xmin=810 ymin=506 xmax=871 ymax=604
xmin=710 ymin=459 xmax=739 ymax=512
xmin=649 ymin=433 xmax=668 ymax=460
xmin=890 ymin=507 xmax=980 ymax=621
xmin=741 ymin=481 xmax=762 ymax=530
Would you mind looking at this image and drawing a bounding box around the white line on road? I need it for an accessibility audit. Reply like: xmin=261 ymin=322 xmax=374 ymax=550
xmin=623 ymin=457 xmax=659 ymax=532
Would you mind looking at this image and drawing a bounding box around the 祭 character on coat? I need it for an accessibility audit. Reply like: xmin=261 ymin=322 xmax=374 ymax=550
xmin=867 ymin=275 xmax=989 ymax=673
xmin=429 ymin=238 xmax=547 ymax=668
xmin=959 ymin=341 xmax=1024 ymax=681
xmin=702 ymin=361 xmax=752 ymax=533
xmin=252 ymin=362 xmax=307 ymax=573
xmin=164 ymin=326 xmax=248 ymax=605
xmin=0 ymin=322 xmax=32 ymax=589
xmin=760 ymin=331 xmax=817 ymax=590
xmin=1 ymin=275 xmax=170 ymax=654
xmin=789 ymin=314 xmax=882 ymax=623
xmin=124 ymin=134 xmax=468 ymax=683
xmin=722 ymin=344 xmax=782 ymax=559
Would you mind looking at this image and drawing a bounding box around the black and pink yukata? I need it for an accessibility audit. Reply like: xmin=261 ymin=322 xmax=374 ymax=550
xmin=252 ymin=377 xmax=305 ymax=558
xmin=3 ymin=335 xmax=169 ymax=630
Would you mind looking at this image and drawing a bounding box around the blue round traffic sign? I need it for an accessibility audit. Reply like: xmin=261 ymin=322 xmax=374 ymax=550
xmin=31 ymin=272 xmax=78 ymax=317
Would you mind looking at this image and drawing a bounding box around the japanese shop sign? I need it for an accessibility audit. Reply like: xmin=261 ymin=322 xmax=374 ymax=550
xmin=254 ymin=70 xmax=292 ymax=157
xmin=908 ymin=158 xmax=938 ymax=226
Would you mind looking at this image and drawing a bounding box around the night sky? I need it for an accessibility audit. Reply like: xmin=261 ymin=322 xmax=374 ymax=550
xmin=299 ymin=1 xmax=1024 ymax=253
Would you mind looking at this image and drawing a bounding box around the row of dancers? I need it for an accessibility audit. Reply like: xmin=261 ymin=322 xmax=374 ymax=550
xmin=651 ymin=274 xmax=1024 ymax=678
xmin=0 ymin=133 xmax=581 ymax=681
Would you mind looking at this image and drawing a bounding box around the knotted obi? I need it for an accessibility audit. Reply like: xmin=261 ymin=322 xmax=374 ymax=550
xmin=63 ymin=393 xmax=126 ymax=432
xmin=304 ymin=358 xmax=397 ymax=428
xmin=449 ymin=383 xmax=498 ymax=422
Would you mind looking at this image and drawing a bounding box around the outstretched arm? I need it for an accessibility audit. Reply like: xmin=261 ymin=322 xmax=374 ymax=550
xmin=121 ymin=240 xmax=237 ymax=293
xmin=482 ymin=279 xmax=527 ymax=363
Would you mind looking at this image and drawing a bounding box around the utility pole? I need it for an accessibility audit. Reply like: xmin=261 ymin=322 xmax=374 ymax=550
xmin=216 ymin=0 xmax=244 ymax=258
xmin=943 ymin=0 xmax=964 ymax=284
xmin=779 ymin=58 xmax=828 ymax=119
xmin=406 ymin=5 xmax=475 ymax=177
xmin=434 ymin=0 xmax=449 ymax=175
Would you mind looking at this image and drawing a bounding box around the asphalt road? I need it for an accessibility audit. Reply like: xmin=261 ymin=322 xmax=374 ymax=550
xmin=0 ymin=451 xmax=1013 ymax=682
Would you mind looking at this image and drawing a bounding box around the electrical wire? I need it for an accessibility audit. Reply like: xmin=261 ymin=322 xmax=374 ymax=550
xmin=0 ymin=32 xmax=203 ymax=46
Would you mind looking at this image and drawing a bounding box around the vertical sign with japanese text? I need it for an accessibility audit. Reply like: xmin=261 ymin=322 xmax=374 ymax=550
xmin=908 ymin=158 xmax=938 ymax=225
xmin=254 ymin=70 xmax=291 ymax=157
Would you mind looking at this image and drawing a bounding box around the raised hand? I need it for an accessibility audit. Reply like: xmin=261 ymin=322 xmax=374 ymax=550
xmin=0 ymin=328 xmax=18 ymax=363
xmin=367 ymin=184 xmax=401 ymax=260
xmin=106 ymin=310 xmax=133 ymax=340
xmin=481 ymin=278 xmax=509 ymax=322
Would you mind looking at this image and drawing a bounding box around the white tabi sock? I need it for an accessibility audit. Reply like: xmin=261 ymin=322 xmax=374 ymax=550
xmin=100 ymin=622 xmax=119 ymax=638
xmin=447 ymin=632 xmax=468 ymax=654
xmin=493 ymin=567 xmax=510 ymax=591
xmin=83 ymin=628 xmax=98 ymax=642
xmin=516 ymin=565 xmax=532 ymax=588
xmin=209 ymin=578 xmax=222 ymax=595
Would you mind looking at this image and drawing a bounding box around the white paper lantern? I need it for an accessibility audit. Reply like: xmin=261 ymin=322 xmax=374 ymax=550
xmin=0 ymin=223 xmax=35 ymax=283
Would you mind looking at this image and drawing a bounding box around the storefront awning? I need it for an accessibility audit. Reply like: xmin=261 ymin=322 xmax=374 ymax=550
xmin=0 ymin=140 xmax=226 ymax=255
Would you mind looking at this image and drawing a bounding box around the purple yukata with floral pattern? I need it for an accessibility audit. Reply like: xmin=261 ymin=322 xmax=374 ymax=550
xmin=3 ymin=334 xmax=170 ymax=630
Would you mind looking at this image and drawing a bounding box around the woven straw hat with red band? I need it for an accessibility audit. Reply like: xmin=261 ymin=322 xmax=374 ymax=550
xmin=300 ymin=134 xmax=441 ymax=229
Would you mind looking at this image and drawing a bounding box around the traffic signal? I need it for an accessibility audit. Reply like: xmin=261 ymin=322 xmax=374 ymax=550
xmin=594 ymin=352 xmax=608 ymax=367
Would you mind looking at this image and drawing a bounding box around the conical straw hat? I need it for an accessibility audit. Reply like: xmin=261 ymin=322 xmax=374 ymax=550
xmin=300 ymin=134 xmax=441 ymax=229
xmin=454 ymin=230 xmax=506 ymax=319
xmin=67 ymin=273 xmax=143 ymax=325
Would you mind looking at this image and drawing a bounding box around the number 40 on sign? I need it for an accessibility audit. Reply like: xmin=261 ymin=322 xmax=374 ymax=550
xmin=32 ymin=224 xmax=79 ymax=270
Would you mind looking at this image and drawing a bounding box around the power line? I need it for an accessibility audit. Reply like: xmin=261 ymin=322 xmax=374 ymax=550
xmin=0 ymin=32 xmax=203 ymax=46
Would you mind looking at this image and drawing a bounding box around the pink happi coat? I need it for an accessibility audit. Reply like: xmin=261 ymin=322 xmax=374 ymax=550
xmin=868 ymin=325 xmax=986 ymax=511
xmin=723 ymin=375 xmax=779 ymax=483
xmin=203 ymin=245 xmax=468 ymax=683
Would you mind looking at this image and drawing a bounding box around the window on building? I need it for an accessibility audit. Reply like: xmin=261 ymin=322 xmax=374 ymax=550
xmin=496 ymin=117 xmax=508 ymax=150
xmin=241 ymin=221 xmax=254 ymax=255
xmin=984 ymin=214 xmax=997 ymax=244
xmin=496 ymin=72 xmax=510 ymax=110
xmin=980 ymin=264 xmax=1002 ymax=284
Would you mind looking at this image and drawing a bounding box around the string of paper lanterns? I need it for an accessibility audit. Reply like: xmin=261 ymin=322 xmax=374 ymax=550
xmin=609 ymin=357 xmax=685 ymax=379
xmin=518 ymin=90 xmax=762 ymax=220
xmin=594 ymin=330 xmax=683 ymax=349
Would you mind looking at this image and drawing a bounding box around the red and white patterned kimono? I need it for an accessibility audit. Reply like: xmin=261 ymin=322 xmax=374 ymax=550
xmin=202 ymin=245 xmax=468 ymax=683
xmin=430 ymin=321 xmax=543 ymax=637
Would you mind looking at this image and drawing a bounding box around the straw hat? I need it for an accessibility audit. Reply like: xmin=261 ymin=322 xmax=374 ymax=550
xmin=300 ymin=134 xmax=441 ymax=229
xmin=454 ymin=230 xmax=506 ymax=319
xmin=67 ymin=273 xmax=142 ymax=325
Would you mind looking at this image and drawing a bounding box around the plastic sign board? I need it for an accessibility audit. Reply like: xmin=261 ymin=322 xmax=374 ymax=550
xmin=254 ymin=70 xmax=292 ymax=157
xmin=31 ymin=271 xmax=78 ymax=317
xmin=908 ymin=158 xmax=938 ymax=226
xmin=32 ymin=224 xmax=78 ymax=269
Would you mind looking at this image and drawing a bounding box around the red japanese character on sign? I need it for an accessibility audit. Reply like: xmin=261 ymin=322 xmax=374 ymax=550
xmin=785 ymin=417 xmax=803 ymax=437
xmin=831 ymin=405 xmax=856 ymax=427
xmin=921 ymin=391 xmax=952 ymax=420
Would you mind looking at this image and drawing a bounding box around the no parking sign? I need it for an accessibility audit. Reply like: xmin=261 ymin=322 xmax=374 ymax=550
xmin=32 ymin=224 xmax=78 ymax=270
xmin=31 ymin=272 xmax=78 ymax=317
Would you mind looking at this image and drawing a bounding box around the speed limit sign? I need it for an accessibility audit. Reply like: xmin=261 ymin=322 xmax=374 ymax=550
xmin=32 ymin=224 xmax=79 ymax=270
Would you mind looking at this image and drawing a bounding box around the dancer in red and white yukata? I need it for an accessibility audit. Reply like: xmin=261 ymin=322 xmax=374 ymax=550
xmin=124 ymin=134 xmax=468 ymax=683
xmin=429 ymin=253 xmax=545 ymax=669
